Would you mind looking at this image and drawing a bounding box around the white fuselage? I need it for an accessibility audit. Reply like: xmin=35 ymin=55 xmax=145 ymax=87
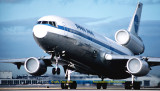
xmin=32 ymin=15 xmax=134 ymax=79
xmin=33 ymin=15 xmax=133 ymax=56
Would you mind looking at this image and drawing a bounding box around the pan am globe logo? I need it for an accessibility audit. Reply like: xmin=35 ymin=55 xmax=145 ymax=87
xmin=134 ymin=15 xmax=139 ymax=33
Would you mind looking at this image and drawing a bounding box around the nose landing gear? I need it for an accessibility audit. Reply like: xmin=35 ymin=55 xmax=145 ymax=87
xmin=52 ymin=67 xmax=60 ymax=75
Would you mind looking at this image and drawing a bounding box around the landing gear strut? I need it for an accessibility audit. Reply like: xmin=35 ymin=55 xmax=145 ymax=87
xmin=96 ymin=76 xmax=107 ymax=89
xmin=61 ymin=67 xmax=77 ymax=89
xmin=52 ymin=53 xmax=61 ymax=75
xmin=125 ymin=75 xmax=141 ymax=90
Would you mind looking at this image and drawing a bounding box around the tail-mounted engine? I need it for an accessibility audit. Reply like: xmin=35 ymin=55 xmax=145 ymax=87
xmin=115 ymin=29 xmax=144 ymax=55
xmin=126 ymin=58 xmax=150 ymax=76
xmin=24 ymin=57 xmax=47 ymax=76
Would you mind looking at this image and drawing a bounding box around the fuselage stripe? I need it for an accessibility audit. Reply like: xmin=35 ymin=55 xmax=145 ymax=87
xmin=38 ymin=24 xmax=127 ymax=55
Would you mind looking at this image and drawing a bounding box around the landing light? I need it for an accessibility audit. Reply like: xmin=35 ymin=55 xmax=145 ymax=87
xmin=105 ymin=54 xmax=112 ymax=60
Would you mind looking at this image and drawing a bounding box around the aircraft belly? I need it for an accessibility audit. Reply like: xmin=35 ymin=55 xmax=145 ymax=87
xmin=33 ymin=32 xmax=130 ymax=79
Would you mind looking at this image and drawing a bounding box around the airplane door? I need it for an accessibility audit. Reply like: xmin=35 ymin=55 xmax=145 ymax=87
xmin=62 ymin=22 xmax=67 ymax=36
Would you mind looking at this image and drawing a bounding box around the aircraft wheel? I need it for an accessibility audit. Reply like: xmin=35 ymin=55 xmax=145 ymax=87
xmin=97 ymin=83 xmax=101 ymax=89
xmin=61 ymin=83 xmax=65 ymax=89
xmin=133 ymin=81 xmax=140 ymax=90
xmin=69 ymin=81 xmax=77 ymax=89
xmin=64 ymin=83 xmax=68 ymax=89
xmin=69 ymin=83 xmax=73 ymax=89
xmin=57 ymin=68 xmax=60 ymax=75
xmin=102 ymin=83 xmax=107 ymax=89
xmin=72 ymin=81 xmax=77 ymax=89
xmin=52 ymin=68 xmax=56 ymax=75
xmin=125 ymin=81 xmax=132 ymax=89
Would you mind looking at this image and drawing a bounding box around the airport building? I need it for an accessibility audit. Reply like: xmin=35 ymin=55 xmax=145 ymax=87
xmin=125 ymin=75 xmax=160 ymax=87
xmin=0 ymin=72 xmax=12 ymax=79
xmin=0 ymin=71 xmax=160 ymax=88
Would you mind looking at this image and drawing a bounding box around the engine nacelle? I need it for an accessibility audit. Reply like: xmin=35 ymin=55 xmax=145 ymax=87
xmin=126 ymin=58 xmax=150 ymax=76
xmin=24 ymin=57 xmax=47 ymax=76
xmin=115 ymin=29 xmax=144 ymax=55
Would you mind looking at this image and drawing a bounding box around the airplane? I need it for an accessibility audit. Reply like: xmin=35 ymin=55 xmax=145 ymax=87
xmin=0 ymin=2 xmax=160 ymax=89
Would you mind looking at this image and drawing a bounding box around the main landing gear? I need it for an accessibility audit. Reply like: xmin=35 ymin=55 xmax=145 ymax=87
xmin=61 ymin=66 xmax=77 ymax=89
xmin=52 ymin=53 xmax=61 ymax=75
xmin=50 ymin=51 xmax=77 ymax=89
xmin=96 ymin=76 xmax=107 ymax=89
xmin=125 ymin=75 xmax=141 ymax=90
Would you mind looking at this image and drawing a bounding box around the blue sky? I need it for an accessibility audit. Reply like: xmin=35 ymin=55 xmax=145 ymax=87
xmin=0 ymin=0 xmax=160 ymax=21
xmin=0 ymin=0 xmax=160 ymax=78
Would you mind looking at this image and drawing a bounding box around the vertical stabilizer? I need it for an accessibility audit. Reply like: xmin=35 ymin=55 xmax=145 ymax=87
xmin=128 ymin=2 xmax=143 ymax=36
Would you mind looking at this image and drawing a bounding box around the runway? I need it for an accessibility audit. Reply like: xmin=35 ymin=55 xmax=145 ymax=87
xmin=1 ymin=88 xmax=160 ymax=91
xmin=0 ymin=86 xmax=160 ymax=91
xmin=0 ymin=84 xmax=160 ymax=90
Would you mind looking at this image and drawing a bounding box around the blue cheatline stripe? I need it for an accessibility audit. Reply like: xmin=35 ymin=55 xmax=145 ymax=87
xmin=38 ymin=24 xmax=127 ymax=55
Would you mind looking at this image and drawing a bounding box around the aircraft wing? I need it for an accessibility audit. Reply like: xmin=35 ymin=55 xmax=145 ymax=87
xmin=105 ymin=54 xmax=160 ymax=67
xmin=0 ymin=56 xmax=54 ymax=69
xmin=147 ymin=57 xmax=160 ymax=66
xmin=0 ymin=56 xmax=51 ymax=64
xmin=0 ymin=58 xmax=26 ymax=69
xmin=0 ymin=58 xmax=26 ymax=64
xmin=0 ymin=56 xmax=96 ymax=75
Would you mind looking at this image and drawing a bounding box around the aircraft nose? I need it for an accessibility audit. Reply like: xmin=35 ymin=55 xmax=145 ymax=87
xmin=33 ymin=25 xmax=48 ymax=38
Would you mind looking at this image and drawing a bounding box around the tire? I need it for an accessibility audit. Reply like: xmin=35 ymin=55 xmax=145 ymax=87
xmin=73 ymin=81 xmax=77 ymax=89
xmin=64 ymin=83 xmax=68 ymax=89
xmin=102 ymin=83 xmax=107 ymax=89
xmin=69 ymin=83 xmax=73 ymax=89
xmin=69 ymin=81 xmax=77 ymax=89
xmin=52 ymin=68 xmax=56 ymax=75
xmin=125 ymin=81 xmax=132 ymax=89
xmin=133 ymin=81 xmax=140 ymax=90
xmin=97 ymin=83 xmax=101 ymax=89
xmin=57 ymin=68 xmax=60 ymax=75
xmin=61 ymin=83 xmax=65 ymax=89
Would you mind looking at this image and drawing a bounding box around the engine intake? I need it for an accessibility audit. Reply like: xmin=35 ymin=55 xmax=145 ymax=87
xmin=24 ymin=57 xmax=47 ymax=76
xmin=126 ymin=58 xmax=150 ymax=76
xmin=115 ymin=29 xmax=144 ymax=55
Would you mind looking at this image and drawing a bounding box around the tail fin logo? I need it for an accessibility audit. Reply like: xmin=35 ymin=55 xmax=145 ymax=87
xmin=134 ymin=15 xmax=139 ymax=33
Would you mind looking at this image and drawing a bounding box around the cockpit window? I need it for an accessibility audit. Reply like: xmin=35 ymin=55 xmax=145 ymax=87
xmin=37 ymin=21 xmax=57 ymax=27
xmin=49 ymin=21 xmax=52 ymax=25
xmin=37 ymin=21 xmax=41 ymax=24
xmin=42 ymin=21 xmax=48 ymax=24
xmin=52 ymin=22 xmax=56 ymax=27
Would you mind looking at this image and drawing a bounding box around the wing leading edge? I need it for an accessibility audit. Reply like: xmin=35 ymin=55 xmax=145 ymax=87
xmin=0 ymin=56 xmax=52 ymax=69
xmin=105 ymin=54 xmax=160 ymax=67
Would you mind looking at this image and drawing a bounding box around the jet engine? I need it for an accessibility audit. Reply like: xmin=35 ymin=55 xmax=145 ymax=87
xmin=24 ymin=57 xmax=47 ymax=76
xmin=115 ymin=29 xmax=144 ymax=55
xmin=126 ymin=58 xmax=150 ymax=76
